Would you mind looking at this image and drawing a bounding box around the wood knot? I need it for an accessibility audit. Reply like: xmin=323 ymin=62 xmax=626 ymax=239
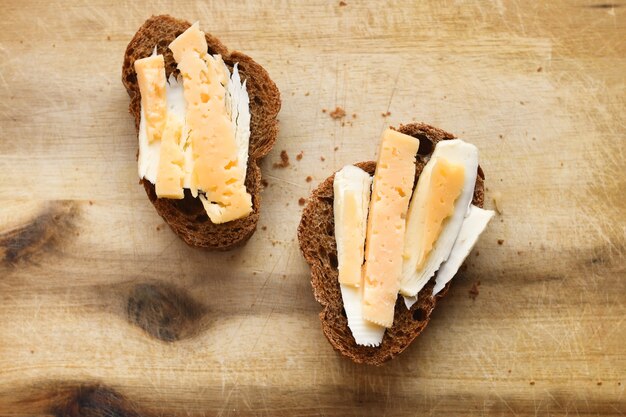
xmin=126 ymin=283 xmax=207 ymax=341
xmin=0 ymin=201 xmax=78 ymax=266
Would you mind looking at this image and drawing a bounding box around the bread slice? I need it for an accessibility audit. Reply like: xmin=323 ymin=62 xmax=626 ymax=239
xmin=297 ymin=123 xmax=485 ymax=365
xmin=122 ymin=15 xmax=280 ymax=250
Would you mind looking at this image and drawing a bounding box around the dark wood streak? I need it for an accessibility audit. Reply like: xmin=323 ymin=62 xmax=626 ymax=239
xmin=0 ymin=377 xmax=623 ymax=416
xmin=52 ymin=384 xmax=146 ymax=417
xmin=0 ymin=201 xmax=78 ymax=267
xmin=126 ymin=283 xmax=208 ymax=342
xmin=585 ymin=3 xmax=622 ymax=8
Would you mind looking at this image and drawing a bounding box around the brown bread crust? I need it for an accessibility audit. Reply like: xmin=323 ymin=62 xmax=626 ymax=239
xmin=297 ymin=123 xmax=485 ymax=365
xmin=122 ymin=15 xmax=280 ymax=250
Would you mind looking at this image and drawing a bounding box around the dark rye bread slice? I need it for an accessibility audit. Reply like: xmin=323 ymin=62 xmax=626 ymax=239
xmin=297 ymin=123 xmax=485 ymax=365
xmin=122 ymin=15 xmax=280 ymax=250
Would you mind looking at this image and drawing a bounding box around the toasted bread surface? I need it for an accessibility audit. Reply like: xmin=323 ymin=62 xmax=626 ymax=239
xmin=298 ymin=123 xmax=485 ymax=365
xmin=122 ymin=15 xmax=280 ymax=249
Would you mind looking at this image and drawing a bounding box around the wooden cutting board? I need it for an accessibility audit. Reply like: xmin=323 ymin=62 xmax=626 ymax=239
xmin=0 ymin=1 xmax=624 ymax=415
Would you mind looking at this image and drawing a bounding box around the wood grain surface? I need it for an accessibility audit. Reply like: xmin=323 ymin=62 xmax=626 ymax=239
xmin=0 ymin=0 xmax=624 ymax=416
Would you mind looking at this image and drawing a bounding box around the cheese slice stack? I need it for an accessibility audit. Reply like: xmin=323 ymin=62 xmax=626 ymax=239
xmin=333 ymin=131 xmax=494 ymax=346
xmin=334 ymin=165 xmax=384 ymax=346
xmin=134 ymin=22 xmax=252 ymax=224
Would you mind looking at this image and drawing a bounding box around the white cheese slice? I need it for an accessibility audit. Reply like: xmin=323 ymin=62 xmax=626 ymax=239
xmin=226 ymin=63 xmax=251 ymax=182
xmin=400 ymin=139 xmax=478 ymax=297
xmin=403 ymin=204 xmax=493 ymax=308
xmin=432 ymin=205 xmax=494 ymax=295
xmin=333 ymin=165 xmax=385 ymax=346
xmin=340 ymin=285 xmax=385 ymax=347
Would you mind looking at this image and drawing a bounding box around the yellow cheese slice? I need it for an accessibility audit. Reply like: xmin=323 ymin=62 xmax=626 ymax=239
xmin=134 ymin=54 xmax=167 ymax=143
xmin=362 ymin=129 xmax=419 ymax=328
xmin=414 ymin=158 xmax=465 ymax=269
xmin=169 ymin=23 xmax=252 ymax=224
xmin=155 ymin=114 xmax=185 ymax=199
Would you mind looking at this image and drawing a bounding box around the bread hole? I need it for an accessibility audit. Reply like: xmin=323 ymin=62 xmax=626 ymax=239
xmin=414 ymin=133 xmax=434 ymax=156
xmin=174 ymin=31 xmax=183 ymax=37
xmin=319 ymin=247 xmax=327 ymax=261
xmin=127 ymin=47 xmax=134 ymax=55
xmin=325 ymin=221 xmax=334 ymax=236
xmin=328 ymin=252 xmax=338 ymax=269
xmin=158 ymin=40 xmax=167 ymax=50
xmin=477 ymin=165 xmax=485 ymax=179
xmin=254 ymin=96 xmax=263 ymax=106
xmin=196 ymin=213 xmax=209 ymax=222
xmin=341 ymin=307 xmax=347 ymax=318
xmin=174 ymin=190 xmax=204 ymax=215
xmin=412 ymin=308 xmax=427 ymax=321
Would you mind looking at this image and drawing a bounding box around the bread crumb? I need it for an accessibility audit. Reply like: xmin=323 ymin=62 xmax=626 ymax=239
xmin=508 ymin=369 xmax=512 ymax=373
xmin=382 ymin=111 xmax=391 ymax=117
xmin=261 ymin=226 xmax=267 ymax=231
xmin=305 ymin=92 xmax=310 ymax=96
xmin=273 ymin=150 xmax=290 ymax=168
xmin=298 ymin=197 xmax=306 ymax=206
xmin=322 ymin=108 xmax=327 ymax=113
xmin=88 ymin=201 xmax=93 ymax=206
xmin=306 ymin=176 xmax=313 ymax=182
xmin=339 ymin=0 xmax=347 ymax=5
xmin=329 ymin=106 xmax=347 ymax=119
xmin=334 ymin=146 xmax=339 ymax=151
xmin=520 ymin=101 xmax=525 ymax=105
xmin=537 ymin=66 xmax=543 ymax=72
xmin=320 ymin=156 xmax=326 ymax=162
xmin=499 ymin=134 xmax=504 ymax=139
xmin=261 ymin=179 xmax=269 ymax=187
xmin=352 ymin=113 xmax=357 ymax=119
xmin=597 ymin=381 xmax=602 ymax=386
xmin=156 ymin=226 xmax=161 ymax=231
xmin=341 ymin=121 xmax=345 ymax=127
xmin=469 ymin=281 xmax=480 ymax=300
xmin=106 ymin=35 xmax=111 ymax=41
xmin=475 ymin=251 xmax=480 ymax=257
xmin=492 ymin=191 xmax=503 ymax=214
xmin=296 ymin=151 xmax=303 ymax=161
xmin=530 ymin=381 xmax=535 ymax=386
xmin=497 ymin=239 xmax=504 ymax=245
